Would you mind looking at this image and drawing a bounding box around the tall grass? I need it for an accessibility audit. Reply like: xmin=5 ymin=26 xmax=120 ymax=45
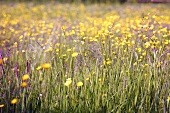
xmin=0 ymin=3 xmax=170 ymax=113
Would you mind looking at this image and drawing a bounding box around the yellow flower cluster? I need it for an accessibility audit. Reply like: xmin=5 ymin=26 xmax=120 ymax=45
xmin=21 ymin=74 xmax=30 ymax=88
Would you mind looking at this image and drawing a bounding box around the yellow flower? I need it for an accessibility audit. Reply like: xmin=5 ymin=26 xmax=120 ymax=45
xmin=56 ymin=48 xmax=59 ymax=52
xmin=86 ymin=77 xmax=89 ymax=81
xmin=163 ymin=40 xmax=169 ymax=45
xmin=167 ymin=96 xmax=170 ymax=102
xmin=22 ymin=74 xmax=29 ymax=81
xmin=72 ymin=52 xmax=78 ymax=57
xmin=0 ymin=59 xmax=3 ymax=65
xmin=41 ymin=63 xmax=51 ymax=69
xmin=102 ymin=94 xmax=107 ymax=97
xmin=0 ymin=104 xmax=4 ymax=108
xmin=145 ymin=42 xmax=150 ymax=48
xmin=11 ymin=98 xmax=18 ymax=104
xmin=133 ymin=62 xmax=137 ymax=66
xmin=64 ymin=78 xmax=72 ymax=87
xmin=64 ymin=81 xmax=71 ymax=87
xmin=66 ymin=78 xmax=72 ymax=81
xmin=136 ymin=48 xmax=142 ymax=53
xmin=67 ymin=49 xmax=72 ymax=52
xmin=3 ymin=57 xmax=8 ymax=62
xmin=36 ymin=66 xmax=42 ymax=70
xmin=106 ymin=60 xmax=112 ymax=65
xmin=77 ymin=81 xmax=83 ymax=87
xmin=21 ymin=82 xmax=27 ymax=87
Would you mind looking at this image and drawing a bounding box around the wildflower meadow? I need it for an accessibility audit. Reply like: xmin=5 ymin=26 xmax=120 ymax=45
xmin=0 ymin=1 xmax=170 ymax=113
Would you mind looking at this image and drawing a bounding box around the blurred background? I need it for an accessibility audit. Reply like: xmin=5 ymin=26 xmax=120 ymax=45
xmin=0 ymin=0 xmax=170 ymax=3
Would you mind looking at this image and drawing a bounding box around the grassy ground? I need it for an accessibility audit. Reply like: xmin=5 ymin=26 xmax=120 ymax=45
xmin=0 ymin=2 xmax=170 ymax=113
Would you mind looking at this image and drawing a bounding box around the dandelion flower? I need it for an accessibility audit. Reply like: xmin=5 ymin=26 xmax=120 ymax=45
xmin=11 ymin=98 xmax=18 ymax=104
xmin=41 ymin=63 xmax=51 ymax=69
xmin=21 ymin=82 xmax=27 ymax=87
xmin=36 ymin=66 xmax=42 ymax=70
xmin=22 ymin=74 xmax=29 ymax=81
xmin=77 ymin=81 xmax=83 ymax=87
xmin=0 ymin=104 xmax=4 ymax=108
xmin=72 ymin=52 xmax=78 ymax=57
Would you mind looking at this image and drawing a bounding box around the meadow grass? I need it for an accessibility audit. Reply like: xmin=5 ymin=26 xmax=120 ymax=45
xmin=0 ymin=2 xmax=170 ymax=113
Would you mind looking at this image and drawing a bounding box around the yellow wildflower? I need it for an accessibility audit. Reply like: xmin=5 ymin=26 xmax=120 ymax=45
xmin=0 ymin=59 xmax=3 ymax=65
xmin=11 ymin=98 xmax=18 ymax=104
xmin=0 ymin=104 xmax=4 ymax=108
xmin=106 ymin=60 xmax=112 ymax=65
xmin=77 ymin=81 xmax=83 ymax=87
xmin=41 ymin=63 xmax=51 ymax=69
xmin=22 ymin=74 xmax=29 ymax=81
xmin=136 ymin=48 xmax=142 ymax=53
xmin=67 ymin=49 xmax=72 ymax=52
xmin=36 ymin=66 xmax=42 ymax=70
xmin=56 ymin=48 xmax=59 ymax=52
xmin=64 ymin=78 xmax=72 ymax=87
xmin=144 ymin=64 xmax=149 ymax=67
xmin=86 ymin=77 xmax=89 ymax=81
xmin=167 ymin=96 xmax=170 ymax=102
xmin=145 ymin=42 xmax=150 ymax=48
xmin=98 ymin=78 xmax=102 ymax=82
xmin=72 ymin=52 xmax=78 ymax=57
xmin=21 ymin=82 xmax=27 ymax=87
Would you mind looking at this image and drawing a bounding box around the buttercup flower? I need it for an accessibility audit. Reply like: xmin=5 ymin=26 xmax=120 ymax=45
xmin=77 ymin=81 xmax=83 ymax=87
xmin=21 ymin=82 xmax=27 ymax=87
xmin=11 ymin=98 xmax=18 ymax=104
xmin=64 ymin=78 xmax=72 ymax=87
xmin=22 ymin=74 xmax=29 ymax=81
xmin=72 ymin=52 xmax=78 ymax=57
xmin=41 ymin=63 xmax=51 ymax=69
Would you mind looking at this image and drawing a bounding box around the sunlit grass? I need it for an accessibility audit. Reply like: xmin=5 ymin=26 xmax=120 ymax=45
xmin=0 ymin=2 xmax=170 ymax=113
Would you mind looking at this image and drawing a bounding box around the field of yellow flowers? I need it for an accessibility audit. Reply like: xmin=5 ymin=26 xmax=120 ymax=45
xmin=0 ymin=2 xmax=170 ymax=113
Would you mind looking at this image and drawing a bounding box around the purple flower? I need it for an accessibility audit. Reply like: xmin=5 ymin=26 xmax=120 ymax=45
xmin=14 ymin=62 xmax=19 ymax=79
xmin=26 ymin=60 xmax=31 ymax=73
